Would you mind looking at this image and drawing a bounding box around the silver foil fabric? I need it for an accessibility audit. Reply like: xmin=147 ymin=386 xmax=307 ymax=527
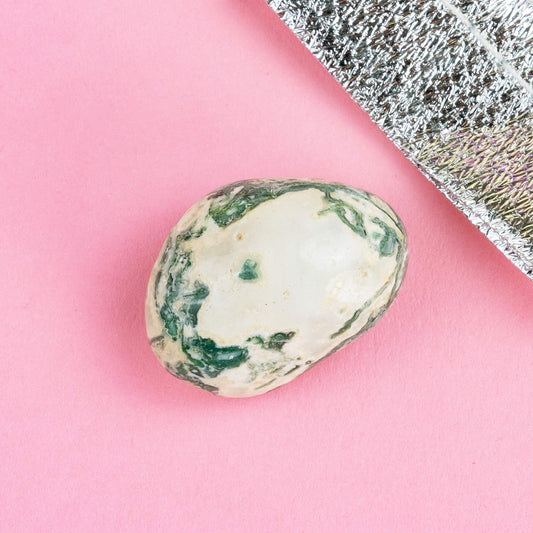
xmin=266 ymin=0 xmax=533 ymax=280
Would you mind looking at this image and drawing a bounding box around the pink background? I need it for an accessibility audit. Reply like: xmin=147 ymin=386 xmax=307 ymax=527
xmin=2 ymin=1 xmax=533 ymax=531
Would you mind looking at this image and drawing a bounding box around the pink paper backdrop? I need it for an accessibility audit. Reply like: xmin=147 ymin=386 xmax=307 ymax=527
xmin=2 ymin=1 xmax=533 ymax=531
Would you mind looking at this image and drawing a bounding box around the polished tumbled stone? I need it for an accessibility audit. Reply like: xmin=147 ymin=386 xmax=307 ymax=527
xmin=145 ymin=179 xmax=408 ymax=397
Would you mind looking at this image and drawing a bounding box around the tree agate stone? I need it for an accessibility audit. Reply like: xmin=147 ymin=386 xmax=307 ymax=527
xmin=145 ymin=179 xmax=408 ymax=397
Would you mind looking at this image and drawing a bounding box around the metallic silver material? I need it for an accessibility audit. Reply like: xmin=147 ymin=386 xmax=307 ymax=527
xmin=266 ymin=0 xmax=533 ymax=280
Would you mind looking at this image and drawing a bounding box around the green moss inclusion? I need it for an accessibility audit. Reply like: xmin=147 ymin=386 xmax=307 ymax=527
xmin=247 ymin=332 xmax=296 ymax=351
xmin=238 ymin=259 xmax=259 ymax=281
xmin=207 ymin=180 xmax=398 ymax=257
xmin=155 ymin=226 xmax=248 ymax=384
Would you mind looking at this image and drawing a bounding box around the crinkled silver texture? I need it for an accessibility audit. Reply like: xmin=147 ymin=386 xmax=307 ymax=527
xmin=266 ymin=0 xmax=533 ymax=280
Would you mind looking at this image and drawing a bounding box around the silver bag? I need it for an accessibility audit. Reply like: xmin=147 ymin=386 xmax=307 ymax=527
xmin=266 ymin=0 xmax=533 ymax=280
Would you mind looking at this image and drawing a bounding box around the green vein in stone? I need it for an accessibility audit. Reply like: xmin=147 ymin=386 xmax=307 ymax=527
xmin=318 ymin=190 xmax=366 ymax=237
xmin=181 ymin=225 xmax=206 ymax=241
xmin=165 ymin=361 xmax=219 ymax=393
xmin=208 ymin=182 xmax=404 ymax=256
xmin=181 ymin=335 xmax=248 ymax=378
xmin=207 ymin=180 xmax=372 ymax=235
xmin=179 ymin=280 xmax=209 ymax=327
xmin=255 ymin=378 xmax=277 ymax=390
xmin=331 ymin=308 xmax=364 ymax=339
xmin=330 ymin=231 xmax=407 ymax=340
xmin=208 ymin=181 xmax=311 ymax=227
xmin=283 ymin=365 xmax=300 ymax=376
xmin=154 ymin=222 xmax=249 ymax=384
xmin=247 ymin=331 xmax=296 ymax=351
xmin=330 ymin=279 xmax=393 ymax=339
xmin=238 ymin=259 xmax=259 ymax=281
xmin=371 ymin=217 xmax=399 ymax=257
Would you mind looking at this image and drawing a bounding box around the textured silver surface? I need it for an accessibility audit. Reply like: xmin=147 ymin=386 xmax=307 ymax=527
xmin=266 ymin=0 xmax=533 ymax=280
